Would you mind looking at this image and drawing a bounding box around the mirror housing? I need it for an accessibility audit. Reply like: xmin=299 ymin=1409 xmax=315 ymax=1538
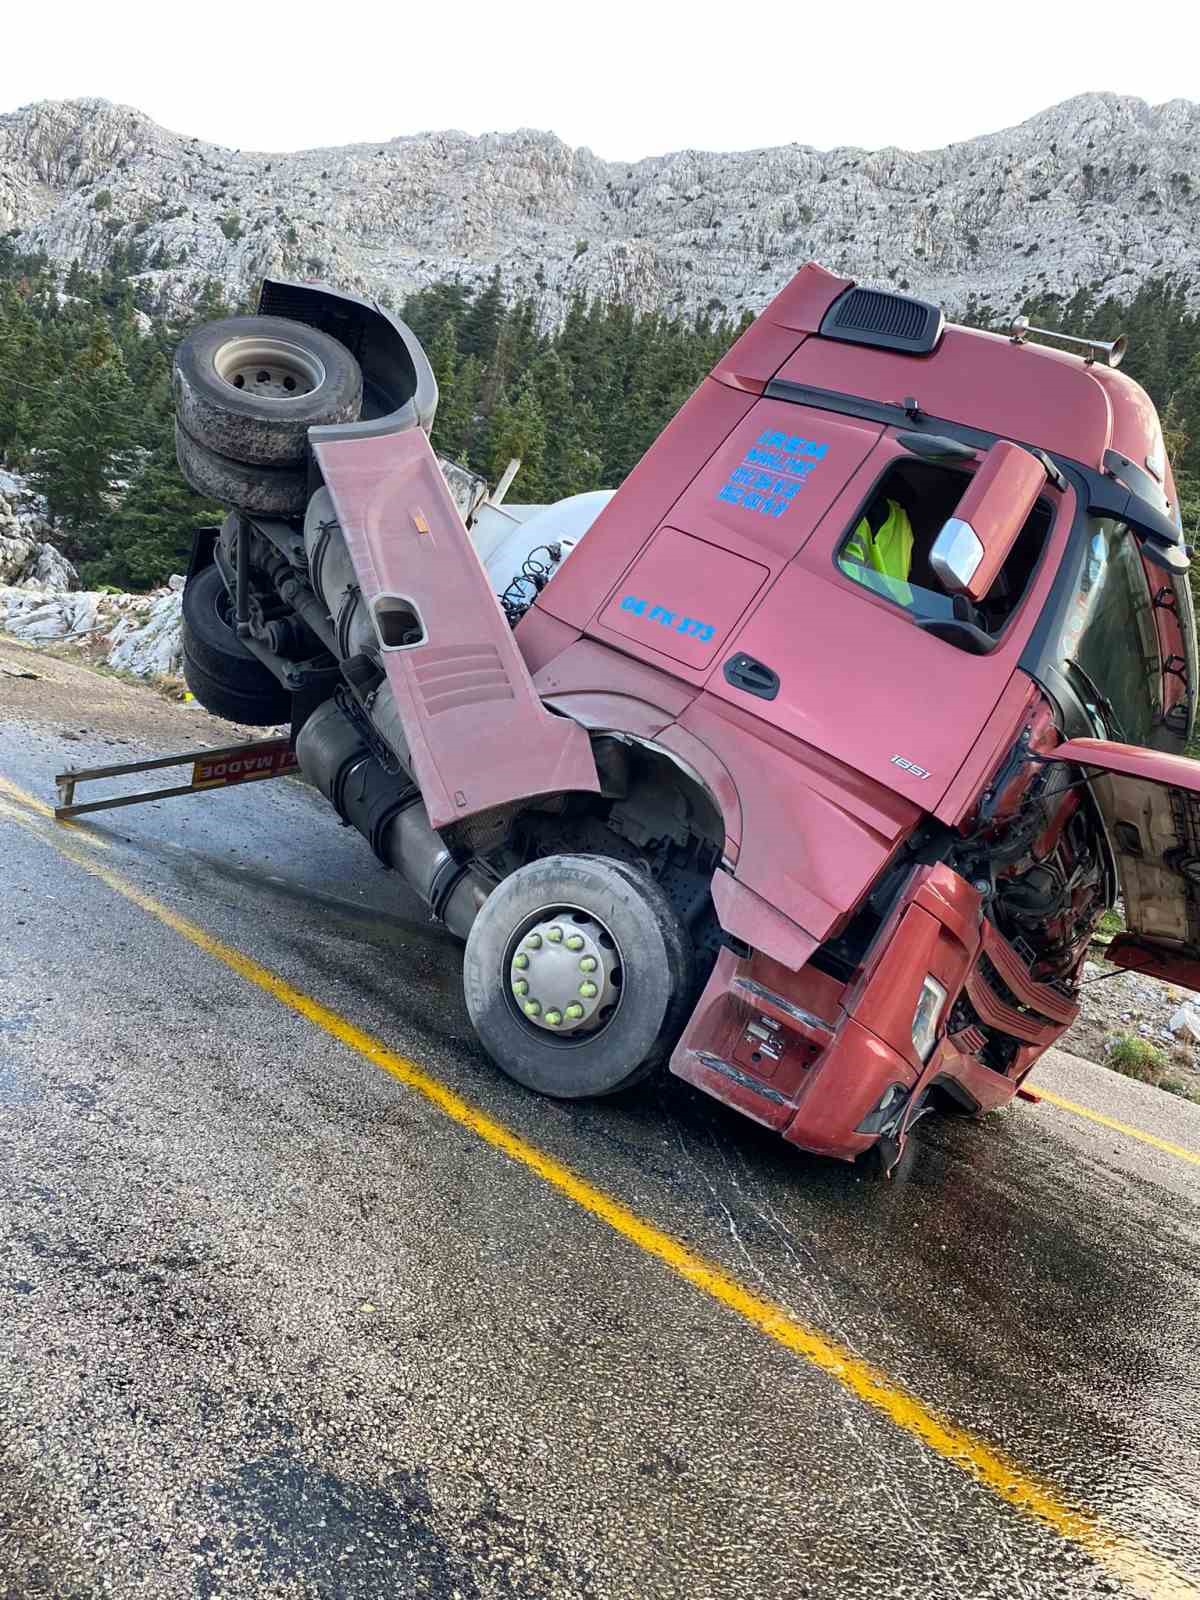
xmin=1087 ymin=466 xmax=1191 ymax=574
xmin=929 ymin=440 xmax=1047 ymax=602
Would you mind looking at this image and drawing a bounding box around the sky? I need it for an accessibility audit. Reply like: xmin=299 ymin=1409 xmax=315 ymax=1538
xmin=2 ymin=0 xmax=1196 ymax=161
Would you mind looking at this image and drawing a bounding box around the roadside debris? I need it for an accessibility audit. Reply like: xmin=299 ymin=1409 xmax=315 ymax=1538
xmin=1168 ymin=1004 xmax=1200 ymax=1044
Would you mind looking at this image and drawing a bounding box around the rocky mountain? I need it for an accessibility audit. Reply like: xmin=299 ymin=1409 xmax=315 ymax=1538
xmin=2 ymin=92 xmax=1199 ymax=324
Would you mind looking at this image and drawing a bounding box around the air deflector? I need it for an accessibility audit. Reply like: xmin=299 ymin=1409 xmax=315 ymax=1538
xmin=819 ymin=287 xmax=944 ymax=355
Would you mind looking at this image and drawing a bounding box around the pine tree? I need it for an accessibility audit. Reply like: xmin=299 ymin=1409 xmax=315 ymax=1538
xmin=489 ymin=373 xmax=548 ymax=501
xmin=1170 ymin=356 xmax=1200 ymax=480
xmin=460 ymin=267 xmax=504 ymax=361
xmin=28 ymin=344 xmax=139 ymax=542
xmin=430 ymin=322 xmax=479 ymax=467
xmin=450 ymin=354 xmax=485 ymax=469
xmin=427 ymin=318 xmax=464 ymax=459
xmin=83 ymin=434 xmax=216 ymax=590
xmin=399 ymin=280 xmax=473 ymax=349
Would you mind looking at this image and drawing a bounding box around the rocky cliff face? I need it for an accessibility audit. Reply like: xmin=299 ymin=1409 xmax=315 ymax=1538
xmin=0 ymin=471 xmax=184 ymax=678
xmin=0 ymin=473 xmax=79 ymax=591
xmin=3 ymin=92 xmax=1199 ymax=323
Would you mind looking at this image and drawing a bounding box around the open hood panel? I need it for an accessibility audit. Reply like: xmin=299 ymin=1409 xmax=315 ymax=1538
xmin=1045 ymin=737 xmax=1200 ymax=989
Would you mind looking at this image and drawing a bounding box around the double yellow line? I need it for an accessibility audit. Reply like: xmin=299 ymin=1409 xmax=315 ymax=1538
xmin=0 ymin=774 xmax=1196 ymax=1598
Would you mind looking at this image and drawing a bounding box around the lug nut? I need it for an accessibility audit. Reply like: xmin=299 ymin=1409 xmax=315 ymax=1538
xmin=544 ymin=1009 xmax=563 ymax=1027
xmin=579 ymin=981 xmax=598 ymax=999
xmin=513 ymin=979 xmax=529 ymax=997
xmin=524 ymin=1000 xmax=542 ymax=1018
xmin=513 ymin=952 xmax=529 ymax=970
xmin=565 ymin=1003 xmax=585 ymax=1020
xmin=579 ymin=956 xmax=598 ymax=973
xmin=547 ymin=925 xmax=564 ymax=943
xmin=524 ymin=933 xmax=543 ymax=950
xmin=565 ymin=934 xmax=585 ymax=951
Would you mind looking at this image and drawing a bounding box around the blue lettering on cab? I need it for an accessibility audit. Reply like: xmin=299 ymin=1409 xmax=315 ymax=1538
xmin=620 ymin=595 xmax=715 ymax=643
xmin=714 ymin=428 xmax=829 ymax=517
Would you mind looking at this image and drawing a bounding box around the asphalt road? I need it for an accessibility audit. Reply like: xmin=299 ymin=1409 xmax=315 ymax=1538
xmin=1 ymin=639 xmax=1199 ymax=1600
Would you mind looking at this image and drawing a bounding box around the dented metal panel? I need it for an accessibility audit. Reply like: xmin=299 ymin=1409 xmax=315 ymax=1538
xmin=312 ymin=429 xmax=598 ymax=830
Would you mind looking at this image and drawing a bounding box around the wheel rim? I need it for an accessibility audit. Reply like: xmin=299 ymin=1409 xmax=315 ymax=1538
xmin=211 ymin=336 xmax=325 ymax=400
xmin=504 ymin=906 xmax=623 ymax=1041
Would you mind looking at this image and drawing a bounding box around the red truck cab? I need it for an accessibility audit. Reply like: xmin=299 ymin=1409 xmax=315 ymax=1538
xmin=175 ymin=264 xmax=1199 ymax=1169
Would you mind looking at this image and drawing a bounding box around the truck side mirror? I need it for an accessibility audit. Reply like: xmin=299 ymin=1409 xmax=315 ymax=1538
xmin=929 ymin=440 xmax=1048 ymax=602
xmin=1087 ymin=463 xmax=1192 ymax=574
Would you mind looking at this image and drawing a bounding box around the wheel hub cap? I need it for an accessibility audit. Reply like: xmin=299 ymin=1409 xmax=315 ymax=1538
xmin=510 ymin=915 xmax=621 ymax=1034
xmin=212 ymin=336 xmax=325 ymax=400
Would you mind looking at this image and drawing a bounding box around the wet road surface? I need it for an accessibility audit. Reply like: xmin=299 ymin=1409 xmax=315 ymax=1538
xmin=1 ymin=640 xmax=1199 ymax=1600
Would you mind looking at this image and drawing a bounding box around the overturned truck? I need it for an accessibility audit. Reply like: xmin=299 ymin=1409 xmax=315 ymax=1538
xmin=172 ymin=264 xmax=1199 ymax=1168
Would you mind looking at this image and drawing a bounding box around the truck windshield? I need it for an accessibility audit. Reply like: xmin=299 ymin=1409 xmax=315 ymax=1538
xmin=1045 ymin=518 xmax=1163 ymax=747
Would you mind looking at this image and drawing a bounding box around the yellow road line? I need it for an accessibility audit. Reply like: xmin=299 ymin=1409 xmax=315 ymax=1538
xmin=1030 ymin=1085 xmax=1200 ymax=1168
xmin=0 ymin=798 xmax=1194 ymax=1597
xmin=0 ymin=773 xmax=109 ymax=847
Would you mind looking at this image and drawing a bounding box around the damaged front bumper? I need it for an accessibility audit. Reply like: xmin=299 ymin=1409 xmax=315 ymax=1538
xmin=670 ymin=863 xmax=1078 ymax=1161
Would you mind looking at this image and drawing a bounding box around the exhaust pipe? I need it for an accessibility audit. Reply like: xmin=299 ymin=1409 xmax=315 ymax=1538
xmin=295 ymin=697 xmax=490 ymax=939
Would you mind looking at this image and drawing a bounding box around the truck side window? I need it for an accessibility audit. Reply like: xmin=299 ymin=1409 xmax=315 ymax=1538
xmin=836 ymin=458 xmax=1051 ymax=639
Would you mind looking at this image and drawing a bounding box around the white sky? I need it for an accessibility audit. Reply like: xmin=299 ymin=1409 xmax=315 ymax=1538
xmin=2 ymin=0 xmax=1196 ymax=161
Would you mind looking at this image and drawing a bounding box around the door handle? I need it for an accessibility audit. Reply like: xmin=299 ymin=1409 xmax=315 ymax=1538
xmin=723 ymin=653 xmax=779 ymax=700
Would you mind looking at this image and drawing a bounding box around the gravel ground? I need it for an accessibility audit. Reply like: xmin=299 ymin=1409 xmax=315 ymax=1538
xmin=1062 ymin=958 xmax=1200 ymax=1099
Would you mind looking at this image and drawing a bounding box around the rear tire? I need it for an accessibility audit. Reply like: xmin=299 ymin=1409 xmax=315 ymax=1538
xmin=182 ymin=652 xmax=290 ymax=727
xmin=175 ymin=421 xmax=308 ymax=516
xmin=181 ymin=564 xmax=291 ymax=727
xmin=173 ymin=314 xmax=362 ymax=466
xmin=463 ymin=854 xmax=693 ymax=1099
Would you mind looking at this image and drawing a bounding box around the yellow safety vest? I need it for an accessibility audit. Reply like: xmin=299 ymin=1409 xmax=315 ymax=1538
xmin=841 ymin=498 xmax=914 ymax=583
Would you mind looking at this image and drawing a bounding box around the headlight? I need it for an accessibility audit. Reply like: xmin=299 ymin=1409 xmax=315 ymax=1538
xmin=911 ymin=976 xmax=948 ymax=1063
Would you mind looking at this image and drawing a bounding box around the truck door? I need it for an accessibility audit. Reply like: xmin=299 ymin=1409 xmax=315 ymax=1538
xmin=1045 ymin=739 xmax=1200 ymax=990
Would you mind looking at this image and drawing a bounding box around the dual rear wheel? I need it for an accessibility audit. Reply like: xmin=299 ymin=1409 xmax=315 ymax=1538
xmin=174 ymin=314 xmax=365 ymax=717
xmin=173 ymin=314 xmax=363 ymax=516
xmin=180 ymin=564 xmax=291 ymax=726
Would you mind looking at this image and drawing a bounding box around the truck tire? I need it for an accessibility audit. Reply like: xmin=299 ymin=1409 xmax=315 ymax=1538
xmin=173 ymin=315 xmax=362 ymax=466
xmin=181 ymin=564 xmax=291 ymax=726
xmin=462 ymin=854 xmax=693 ymax=1099
xmin=175 ymin=421 xmax=308 ymax=517
xmin=596 ymin=854 xmax=697 ymax=1087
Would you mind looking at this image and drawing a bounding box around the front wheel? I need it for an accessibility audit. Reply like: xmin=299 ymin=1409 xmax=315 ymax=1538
xmin=462 ymin=854 xmax=693 ymax=1099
